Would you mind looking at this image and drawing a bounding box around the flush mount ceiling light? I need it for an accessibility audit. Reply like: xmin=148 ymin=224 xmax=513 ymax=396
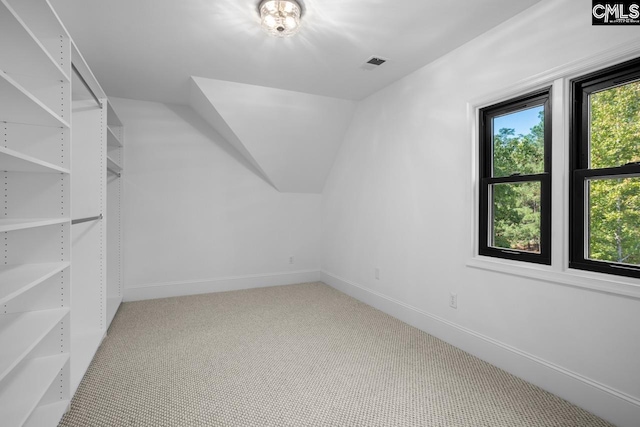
xmin=259 ymin=0 xmax=302 ymax=37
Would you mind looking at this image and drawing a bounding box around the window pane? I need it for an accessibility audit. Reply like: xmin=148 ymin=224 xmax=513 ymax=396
xmin=492 ymin=105 xmax=544 ymax=177
xmin=589 ymin=80 xmax=640 ymax=169
xmin=587 ymin=176 xmax=640 ymax=266
xmin=491 ymin=181 xmax=541 ymax=253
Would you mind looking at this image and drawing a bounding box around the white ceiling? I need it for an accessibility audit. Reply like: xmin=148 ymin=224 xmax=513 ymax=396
xmin=52 ymin=0 xmax=542 ymax=194
xmin=50 ymin=0 xmax=541 ymax=105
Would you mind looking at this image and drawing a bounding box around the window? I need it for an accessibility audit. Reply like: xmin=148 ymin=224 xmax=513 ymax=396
xmin=479 ymin=88 xmax=552 ymax=264
xmin=570 ymin=57 xmax=640 ymax=279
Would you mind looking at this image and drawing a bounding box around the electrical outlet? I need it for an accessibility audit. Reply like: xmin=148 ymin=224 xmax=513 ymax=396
xmin=449 ymin=293 xmax=458 ymax=309
xmin=375 ymin=268 xmax=380 ymax=280
xmin=289 ymin=256 xmax=294 ymax=264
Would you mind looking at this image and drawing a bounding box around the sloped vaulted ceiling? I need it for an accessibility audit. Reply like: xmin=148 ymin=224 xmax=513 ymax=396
xmin=190 ymin=77 xmax=357 ymax=193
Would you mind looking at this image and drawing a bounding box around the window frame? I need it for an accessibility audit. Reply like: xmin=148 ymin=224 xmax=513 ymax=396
xmin=468 ymin=48 xmax=640 ymax=300
xmin=478 ymin=88 xmax=552 ymax=265
xmin=569 ymin=57 xmax=640 ymax=279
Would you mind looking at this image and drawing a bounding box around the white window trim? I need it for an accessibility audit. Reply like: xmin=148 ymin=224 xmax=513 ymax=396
xmin=467 ymin=40 xmax=640 ymax=300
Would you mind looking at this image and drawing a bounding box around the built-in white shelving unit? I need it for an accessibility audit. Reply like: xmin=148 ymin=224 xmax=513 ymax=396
xmin=106 ymin=101 xmax=124 ymax=328
xmin=0 ymin=0 xmax=71 ymax=425
xmin=69 ymin=67 xmax=126 ymax=342
xmin=69 ymin=68 xmax=106 ymax=397
xmin=69 ymin=39 xmax=124 ymax=395
xmin=0 ymin=0 xmax=124 ymax=425
xmin=69 ymin=40 xmax=108 ymax=395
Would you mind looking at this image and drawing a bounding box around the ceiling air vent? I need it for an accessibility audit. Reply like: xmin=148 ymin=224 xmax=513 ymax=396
xmin=361 ymin=56 xmax=388 ymax=71
xmin=367 ymin=57 xmax=386 ymax=66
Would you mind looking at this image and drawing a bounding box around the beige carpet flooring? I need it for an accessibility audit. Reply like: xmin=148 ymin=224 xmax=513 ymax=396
xmin=59 ymin=282 xmax=612 ymax=427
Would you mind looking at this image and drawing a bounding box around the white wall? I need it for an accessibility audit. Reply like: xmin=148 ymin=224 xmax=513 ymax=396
xmin=320 ymin=1 xmax=640 ymax=425
xmin=111 ymin=98 xmax=322 ymax=301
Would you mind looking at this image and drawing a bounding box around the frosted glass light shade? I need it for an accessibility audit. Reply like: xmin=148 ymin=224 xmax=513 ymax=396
xmin=259 ymin=0 xmax=302 ymax=37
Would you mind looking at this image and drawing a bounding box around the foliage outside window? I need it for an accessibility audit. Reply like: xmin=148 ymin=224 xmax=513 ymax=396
xmin=570 ymin=57 xmax=640 ymax=279
xmin=479 ymin=89 xmax=552 ymax=264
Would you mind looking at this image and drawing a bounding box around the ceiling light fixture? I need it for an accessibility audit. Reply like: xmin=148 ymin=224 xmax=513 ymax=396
xmin=259 ymin=0 xmax=302 ymax=37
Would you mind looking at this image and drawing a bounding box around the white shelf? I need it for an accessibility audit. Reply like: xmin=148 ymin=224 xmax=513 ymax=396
xmin=106 ymin=156 xmax=122 ymax=174
xmin=0 ymin=262 xmax=70 ymax=306
xmin=0 ymin=0 xmax=69 ymax=84
xmin=107 ymin=126 xmax=123 ymax=148
xmin=0 ymin=354 xmax=69 ymax=427
xmin=0 ymin=146 xmax=70 ymax=174
xmin=0 ymin=71 xmax=69 ymax=128
xmin=24 ymin=400 xmax=69 ymax=427
xmin=0 ymin=1 xmax=73 ymax=423
xmin=0 ymin=218 xmax=68 ymax=233
xmin=0 ymin=308 xmax=69 ymax=382
xmin=106 ymin=296 xmax=122 ymax=328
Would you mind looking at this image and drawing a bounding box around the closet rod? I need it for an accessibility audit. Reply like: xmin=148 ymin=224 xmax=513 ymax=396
xmin=72 ymin=63 xmax=102 ymax=109
xmin=72 ymin=214 xmax=103 ymax=225
xmin=107 ymin=167 xmax=121 ymax=177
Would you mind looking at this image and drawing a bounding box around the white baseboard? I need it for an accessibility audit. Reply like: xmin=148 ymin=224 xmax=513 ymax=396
xmin=124 ymin=269 xmax=322 ymax=302
xmin=321 ymin=270 xmax=640 ymax=427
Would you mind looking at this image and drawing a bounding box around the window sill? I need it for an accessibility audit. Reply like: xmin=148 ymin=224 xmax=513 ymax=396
xmin=466 ymin=256 xmax=640 ymax=300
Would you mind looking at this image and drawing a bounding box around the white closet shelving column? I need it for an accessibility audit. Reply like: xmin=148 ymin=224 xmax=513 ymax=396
xmin=69 ymin=40 xmax=109 ymax=395
xmin=106 ymin=102 xmax=124 ymax=327
xmin=0 ymin=0 xmax=72 ymax=425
